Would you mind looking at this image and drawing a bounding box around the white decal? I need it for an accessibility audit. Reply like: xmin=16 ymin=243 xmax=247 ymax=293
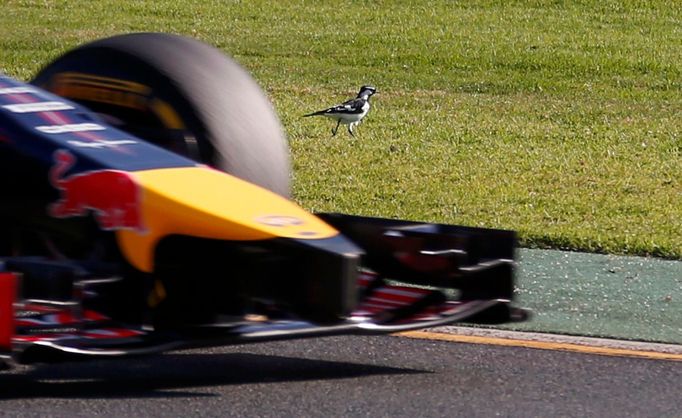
xmin=67 ymin=139 xmax=138 ymax=149
xmin=255 ymin=215 xmax=304 ymax=227
xmin=36 ymin=123 xmax=106 ymax=134
xmin=2 ymin=101 xmax=74 ymax=113
xmin=0 ymin=86 xmax=36 ymax=95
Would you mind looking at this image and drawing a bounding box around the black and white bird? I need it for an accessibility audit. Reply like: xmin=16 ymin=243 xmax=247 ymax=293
xmin=304 ymin=85 xmax=377 ymax=136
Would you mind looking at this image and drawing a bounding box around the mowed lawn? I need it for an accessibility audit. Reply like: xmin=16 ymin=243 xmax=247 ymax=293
xmin=1 ymin=0 xmax=679 ymax=258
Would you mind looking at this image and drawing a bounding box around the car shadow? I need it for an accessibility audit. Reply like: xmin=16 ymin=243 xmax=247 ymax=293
xmin=0 ymin=351 xmax=427 ymax=399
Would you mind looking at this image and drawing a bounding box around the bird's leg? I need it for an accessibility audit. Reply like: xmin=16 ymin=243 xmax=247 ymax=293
xmin=348 ymin=123 xmax=355 ymax=137
xmin=332 ymin=120 xmax=341 ymax=136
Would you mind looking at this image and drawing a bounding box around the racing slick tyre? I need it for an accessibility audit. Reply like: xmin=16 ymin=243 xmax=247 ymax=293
xmin=32 ymin=32 xmax=290 ymax=197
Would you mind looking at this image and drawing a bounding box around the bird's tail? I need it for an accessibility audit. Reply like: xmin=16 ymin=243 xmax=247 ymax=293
xmin=303 ymin=110 xmax=326 ymax=117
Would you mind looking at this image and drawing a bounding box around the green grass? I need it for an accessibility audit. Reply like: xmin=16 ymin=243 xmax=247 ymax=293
xmin=1 ymin=0 xmax=680 ymax=258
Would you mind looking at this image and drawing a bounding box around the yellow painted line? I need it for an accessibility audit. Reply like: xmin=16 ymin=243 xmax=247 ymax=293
xmin=399 ymin=330 xmax=682 ymax=362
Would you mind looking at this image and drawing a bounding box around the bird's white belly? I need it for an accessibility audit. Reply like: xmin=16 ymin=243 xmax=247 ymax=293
xmin=329 ymin=112 xmax=364 ymax=124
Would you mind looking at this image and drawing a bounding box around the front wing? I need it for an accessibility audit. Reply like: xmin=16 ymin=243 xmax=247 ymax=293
xmin=1 ymin=214 xmax=526 ymax=366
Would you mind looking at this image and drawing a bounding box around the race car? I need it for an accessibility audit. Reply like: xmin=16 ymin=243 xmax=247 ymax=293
xmin=0 ymin=33 xmax=526 ymax=369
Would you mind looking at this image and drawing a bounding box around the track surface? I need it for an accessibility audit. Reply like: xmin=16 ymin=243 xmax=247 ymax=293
xmin=2 ymin=335 xmax=681 ymax=417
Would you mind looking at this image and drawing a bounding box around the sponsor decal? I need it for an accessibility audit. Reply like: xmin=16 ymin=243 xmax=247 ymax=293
xmin=46 ymin=72 xmax=185 ymax=129
xmin=50 ymin=72 xmax=150 ymax=111
xmin=48 ymin=150 xmax=146 ymax=232
xmin=48 ymin=72 xmax=186 ymax=130
xmin=0 ymin=86 xmax=36 ymax=95
xmin=255 ymin=215 xmax=304 ymax=227
xmin=297 ymin=231 xmax=321 ymax=237
xmin=67 ymin=139 xmax=138 ymax=149
xmin=36 ymin=123 xmax=106 ymax=134
xmin=2 ymin=101 xmax=74 ymax=113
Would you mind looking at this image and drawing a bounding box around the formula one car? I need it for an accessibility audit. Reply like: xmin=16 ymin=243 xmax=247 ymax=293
xmin=0 ymin=33 xmax=526 ymax=369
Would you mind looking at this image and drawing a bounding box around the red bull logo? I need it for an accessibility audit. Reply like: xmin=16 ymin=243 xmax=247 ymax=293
xmin=49 ymin=150 xmax=145 ymax=232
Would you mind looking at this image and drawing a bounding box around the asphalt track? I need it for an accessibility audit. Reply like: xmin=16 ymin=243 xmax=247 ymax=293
xmin=1 ymin=334 xmax=681 ymax=417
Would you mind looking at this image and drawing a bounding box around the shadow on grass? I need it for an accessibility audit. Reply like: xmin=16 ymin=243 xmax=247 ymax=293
xmin=0 ymin=352 xmax=426 ymax=399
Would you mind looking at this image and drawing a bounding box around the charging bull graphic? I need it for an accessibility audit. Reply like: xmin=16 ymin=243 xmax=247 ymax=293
xmin=49 ymin=149 xmax=145 ymax=232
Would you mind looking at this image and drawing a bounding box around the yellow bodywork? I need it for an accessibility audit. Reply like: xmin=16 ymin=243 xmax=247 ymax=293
xmin=116 ymin=166 xmax=338 ymax=272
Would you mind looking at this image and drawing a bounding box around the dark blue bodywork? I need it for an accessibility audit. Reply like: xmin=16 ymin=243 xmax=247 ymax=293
xmin=0 ymin=74 xmax=194 ymax=176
